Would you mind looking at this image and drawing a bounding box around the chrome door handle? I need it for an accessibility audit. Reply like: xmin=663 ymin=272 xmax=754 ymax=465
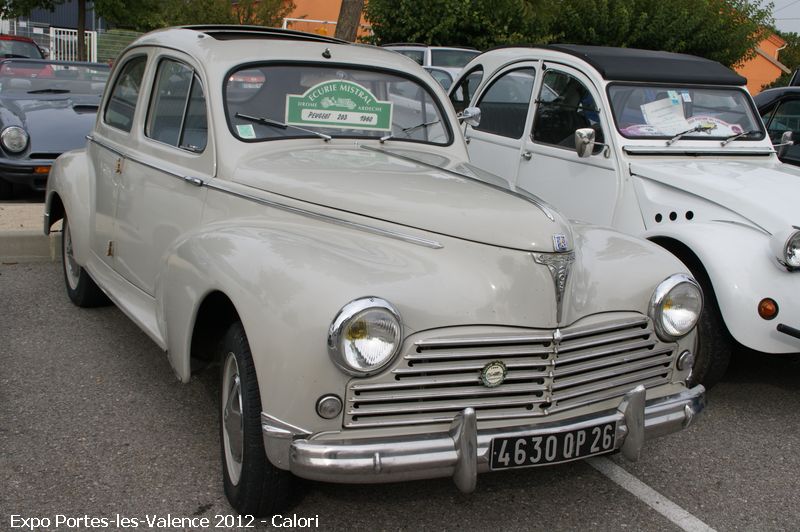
xmin=521 ymin=151 xmax=532 ymax=161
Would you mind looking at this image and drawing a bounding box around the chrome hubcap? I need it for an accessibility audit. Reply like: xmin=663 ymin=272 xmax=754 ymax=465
xmin=63 ymin=220 xmax=80 ymax=290
xmin=222 ymin=352 xmax=244 ymax=485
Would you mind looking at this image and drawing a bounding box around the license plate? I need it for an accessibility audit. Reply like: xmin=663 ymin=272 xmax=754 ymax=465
xmin=490 ymin=422 xmax=617 ymax=470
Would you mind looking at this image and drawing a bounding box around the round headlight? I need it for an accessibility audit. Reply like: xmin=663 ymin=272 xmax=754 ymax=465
xmin=783 ymin=231 xmax=800 ymax=270
xmin=328 ymin=297 xmax=402 ymax=376
xmin=649 ymin=274 xmax=703 ymax=341
xmin=1 ymin=126 xmax=28 ymax=153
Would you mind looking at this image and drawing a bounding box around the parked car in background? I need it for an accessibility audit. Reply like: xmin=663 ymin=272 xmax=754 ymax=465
xmin=424 ymin=65 xmax=454 ymax=90
xmin=46 ymin=27 xmax=705 ymax=516
xmin=451 ymin=45 xmax=800 ymax=388
xmin=754 ymin=86 xmax=800 ymax=166
xmin=0 ymin=58 xmax=109 ymax=198
xmin=0 ymin=34 xmax=45 ymax=59
xmin=383 ymin=43 xmax=480 ymax=77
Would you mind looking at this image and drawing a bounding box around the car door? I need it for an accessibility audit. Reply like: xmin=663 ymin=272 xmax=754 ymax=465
xmin=112 ymin=53 xmax=211 ymax=295
xmin=90 ymin=54 xmax=149 ymax=270
xmin=761 ymin=96 xmax=800 ymax=166
xmin=462 ymin=63 xmax=537 ymax=183
xmin=518 ymin=65 xmax=619 ymax=226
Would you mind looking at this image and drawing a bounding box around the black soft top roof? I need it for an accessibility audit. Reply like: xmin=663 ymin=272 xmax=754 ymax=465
xmin=545 ymin=44 xmax=747 ymax=86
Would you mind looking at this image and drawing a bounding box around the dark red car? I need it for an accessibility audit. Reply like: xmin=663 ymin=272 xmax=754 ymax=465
xmin=0 ymin=34 xmax=45 ymax=59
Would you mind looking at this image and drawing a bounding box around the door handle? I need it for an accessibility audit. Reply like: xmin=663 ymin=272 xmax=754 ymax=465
xmin=521 ymin=151 xmax=532 ymax=161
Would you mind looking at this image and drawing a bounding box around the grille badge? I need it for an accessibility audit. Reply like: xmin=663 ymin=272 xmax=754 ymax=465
xmin=533 ymin=252 xmax=576 ymax=324
xmin=480 ymin=361 xmax=507 ymax=388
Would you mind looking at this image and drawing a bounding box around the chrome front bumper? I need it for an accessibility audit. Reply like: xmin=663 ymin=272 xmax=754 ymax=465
xmin=263 ymin=385 xmax=705 ymax=493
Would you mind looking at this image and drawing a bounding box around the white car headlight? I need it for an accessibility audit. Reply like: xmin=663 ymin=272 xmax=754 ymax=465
xmin=649 ymin=274 xmax=703 ymax=341
xmin=1 ymin=126 xmax=28 ymax=153
xmin=777 ymin=229 xmax=800 ymax=270
xmin=328 ymin=297 xmax=402 ymax=376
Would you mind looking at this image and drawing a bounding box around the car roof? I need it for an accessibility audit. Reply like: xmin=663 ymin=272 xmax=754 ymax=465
xmin=544 ymin=44 xmax=747 ymax=86
xmin=0 ymin=34 xmax=37 ymax=43
xmin=383 ymin=43 xmax=478 ymax=51
xmin=753 ymin=86 xmax=800 ymax=108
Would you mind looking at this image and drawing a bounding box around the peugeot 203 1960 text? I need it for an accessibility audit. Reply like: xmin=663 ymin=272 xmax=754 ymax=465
xmin=452 ymin=45 xmax=800 ymax=388
xmin=45 ymin=27 xmax=705 ymax=515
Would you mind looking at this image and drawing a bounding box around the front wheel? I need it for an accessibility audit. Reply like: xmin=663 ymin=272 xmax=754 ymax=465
xmin=688 ymin=286 xmax=732 ymax=389
xmin=220 ymin=321 xmax=294 ymax=516
xmin=61 ymin=213 xmax=108 ymax=307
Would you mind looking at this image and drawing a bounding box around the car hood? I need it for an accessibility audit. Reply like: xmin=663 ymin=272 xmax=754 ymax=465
xmin=630 ymin=159 xmax=800 ymax=233
xmin=0 ymin=94 xmax=100 ymax=155
xmin=231 ymin=145 xmax=573 ymax=252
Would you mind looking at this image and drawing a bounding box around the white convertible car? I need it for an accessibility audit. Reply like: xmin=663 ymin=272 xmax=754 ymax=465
xmin=45 ymin=27 xmax=705 ymax=515
xmin=452 ymin=45 xmax=800 ymax=388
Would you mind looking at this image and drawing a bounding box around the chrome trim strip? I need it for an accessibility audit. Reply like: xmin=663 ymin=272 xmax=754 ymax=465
xmin=86 ymin=136 xmax=444 ymax=250
xmin=709 ymin=218 xmax=771 ymax=236
xmin=359 ymin=144 xmax=556 ymax=222
xmin=533 ymin=251 xmax=575 ymax=324
xmin=624 ymin=145 xmax=773 ymax=155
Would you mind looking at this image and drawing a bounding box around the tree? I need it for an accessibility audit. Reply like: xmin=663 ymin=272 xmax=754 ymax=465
xmin=364 ymin=0 xmax=556 ymax=49
xmin=550 ymin=0 xmax=774 ymax=67
xmin=364 ymin=0 xmax=773 ymax=67
xmin=334 ymin=0 xmax=364 ymax=42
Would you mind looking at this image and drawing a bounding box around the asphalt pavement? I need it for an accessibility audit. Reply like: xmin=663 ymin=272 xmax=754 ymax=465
xmin=2 ymin=261 xmax=800 ymax=531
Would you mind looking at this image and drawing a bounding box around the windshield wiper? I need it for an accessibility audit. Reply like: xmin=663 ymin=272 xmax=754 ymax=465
xmin=720 ymin=130 xmax=759 ymax=146
xmin=27 ymin=88 xmax=70 ymax=94
xmin=380 ymin=119 xmax=440 ymax=143
xmin=235 ymin=113 xmax=331 ymax=142
xmin=666 ymin=124 xmax=717 ymax=146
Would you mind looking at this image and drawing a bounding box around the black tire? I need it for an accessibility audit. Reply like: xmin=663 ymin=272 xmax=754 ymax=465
xmin=687 ymin=282 xmax=732 ymax=389
xmin=0 ymin=178 xmax=12 ymax=200
xmin=220 ymin=321 xmax=294 ymax=516
xmin=61 ymin=213 xmax=109 ymax=307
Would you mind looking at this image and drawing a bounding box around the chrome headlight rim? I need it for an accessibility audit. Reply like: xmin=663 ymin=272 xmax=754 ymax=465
xmin=648 ymin=273 xmax=703 ymax=341
xmin=781 ymin=230 xmax=800 ymax=271
xmin=0 ymin=125 xmax=28 ymax=153
xmin=327 ymin=296 xmax=403 ymax=377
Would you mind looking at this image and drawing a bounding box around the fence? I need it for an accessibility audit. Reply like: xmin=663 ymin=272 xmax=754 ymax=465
xmin=48 ymin=27 xmax=97 ymax=62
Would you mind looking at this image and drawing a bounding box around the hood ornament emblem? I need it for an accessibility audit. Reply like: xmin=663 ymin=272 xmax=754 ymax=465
xmin=534 ymin=249 xmax=575 ymax=324
xmin=480 ymin=361 xmax=508 ymax=388
xmin=552 ymin=233 xmax=569 ymax=252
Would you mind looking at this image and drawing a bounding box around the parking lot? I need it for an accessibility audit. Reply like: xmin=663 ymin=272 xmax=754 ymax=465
xmin=1 ymin=260 xmax=799 ymax=531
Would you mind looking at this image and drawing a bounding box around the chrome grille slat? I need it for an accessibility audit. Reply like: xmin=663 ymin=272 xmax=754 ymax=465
xmin=344 ymin=316 xmax=677 ymax=428
xmin=554 ymin=347 xmax=673 ymax=378
xmin=352 ymin=382 xmax=548 ymax=403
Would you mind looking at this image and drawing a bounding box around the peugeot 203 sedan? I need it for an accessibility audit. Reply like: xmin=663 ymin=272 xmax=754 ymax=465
xmin=45 ymin=27 xmax=705 ymax=515
xmin=451 ymin=45 xmax=800 ymax=389
xmin=0 ymin=59 xmax=110 ymax=198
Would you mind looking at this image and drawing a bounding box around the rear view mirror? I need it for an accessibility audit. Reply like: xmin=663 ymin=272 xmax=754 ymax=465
xmin=778 ymin=130 xmax=795 ymax=158
xmin=458 ymin=107 xmax=481 ymax=127
xmin=575 ymin=128 xmax=596 ymax=158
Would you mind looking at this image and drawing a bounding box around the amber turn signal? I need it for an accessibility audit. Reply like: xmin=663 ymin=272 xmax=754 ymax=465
xmin=758 ymin=298 xmax=779 ymax=320
xmin=34 ymin=166 xmax=50 ymax=174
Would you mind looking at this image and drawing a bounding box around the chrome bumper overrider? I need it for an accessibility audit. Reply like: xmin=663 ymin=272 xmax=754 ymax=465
xmin=263 ymin=385 xmax=705 ymax=493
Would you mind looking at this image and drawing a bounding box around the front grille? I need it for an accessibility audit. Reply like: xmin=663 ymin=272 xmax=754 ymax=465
xmin=344 ymin=315 xmax=675 ymax=428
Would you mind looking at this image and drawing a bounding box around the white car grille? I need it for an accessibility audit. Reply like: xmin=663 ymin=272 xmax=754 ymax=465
xmin=344 ymin=315 xmax=676 ymax=428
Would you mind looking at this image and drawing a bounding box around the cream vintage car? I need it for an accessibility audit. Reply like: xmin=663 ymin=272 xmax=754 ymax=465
xmin=45 ymin=27 xmax=705 ymax=515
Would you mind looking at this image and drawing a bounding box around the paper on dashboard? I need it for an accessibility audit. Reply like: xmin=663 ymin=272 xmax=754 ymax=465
xmin=640 ymin=98 xmax=689 ymax=135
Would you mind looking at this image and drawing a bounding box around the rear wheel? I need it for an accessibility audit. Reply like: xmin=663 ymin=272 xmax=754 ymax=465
xmin=62 ymin=213 xmax=108 ymax=307
xmin=220 ymin=321 xmax=294 ymax=516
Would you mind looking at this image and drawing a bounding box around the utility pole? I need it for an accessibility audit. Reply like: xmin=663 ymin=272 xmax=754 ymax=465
xmin=334 ymin=0 xmax=364 ymax=42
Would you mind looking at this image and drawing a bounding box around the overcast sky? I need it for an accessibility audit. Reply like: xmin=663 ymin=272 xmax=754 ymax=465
xmin=773 ymin=0 xmax=800 ymax=34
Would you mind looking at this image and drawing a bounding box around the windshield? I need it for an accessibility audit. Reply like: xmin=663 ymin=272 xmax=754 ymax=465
xmin=608 ymin=84 xmax=764 ymax=140
xmin=0 ymin=60 xmax=110 ymax=95
xmin=430 ymin=49 xmax=480 ymax=68
xmin=225 ymin=64 xmax=451 ymax=145
xmin=0 ymin=38 xmax=42 ymax=59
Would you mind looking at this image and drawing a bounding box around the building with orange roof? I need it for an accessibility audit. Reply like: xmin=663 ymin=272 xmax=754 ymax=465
xmin=735 ymin=32 xmax=790 ymax=94
xmin=281 ymin=0 xmax=369 ymax=39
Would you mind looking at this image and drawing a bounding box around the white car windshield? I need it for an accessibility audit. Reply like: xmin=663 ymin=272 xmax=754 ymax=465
xmin=608 ymin=84 xmax=764 ymax=141
xmin=225 ymin=64 xmax=451 ymax=145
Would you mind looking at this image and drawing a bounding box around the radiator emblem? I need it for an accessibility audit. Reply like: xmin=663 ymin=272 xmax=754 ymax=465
xmin=552 ymin=233 xmax=569 ymax=252
xmin=480 ymin=360 xmax=507 ymax=388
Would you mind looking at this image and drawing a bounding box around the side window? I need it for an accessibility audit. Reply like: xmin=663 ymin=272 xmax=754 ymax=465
xmin=450 ymin=66 xmax=483 ymax=113
xmin=473 ymin=67 xmax=535 ymax=139
xmin=765 ymin=99 xmax=800 ymax=143
xmin=104 ymin=56 xmax=147 ymax=132
xmin=146 ymin=58 xmax=207 ymax=152
xmin=533 ymin=71 xmax=604 ymax=151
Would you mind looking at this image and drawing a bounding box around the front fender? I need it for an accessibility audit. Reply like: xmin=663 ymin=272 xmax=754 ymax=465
xmin=645 ymin=222 xmax=800 ymax=353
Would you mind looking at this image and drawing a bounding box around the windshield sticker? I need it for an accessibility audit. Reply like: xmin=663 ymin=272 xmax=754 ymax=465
xmin=687 ymin=116 xmax=742 ymax=135
xmin=681 ymin=91 xmax=692 ymax=103
xmin=286 ymin=80 xmax=393 ymax=131
xmin=667 ymin=90 xmax=680 ymax=104
xmin=640 ymin=98 xmax=689 ymax=135
xmin=237 ymin=124 xmax=256 ymax=139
